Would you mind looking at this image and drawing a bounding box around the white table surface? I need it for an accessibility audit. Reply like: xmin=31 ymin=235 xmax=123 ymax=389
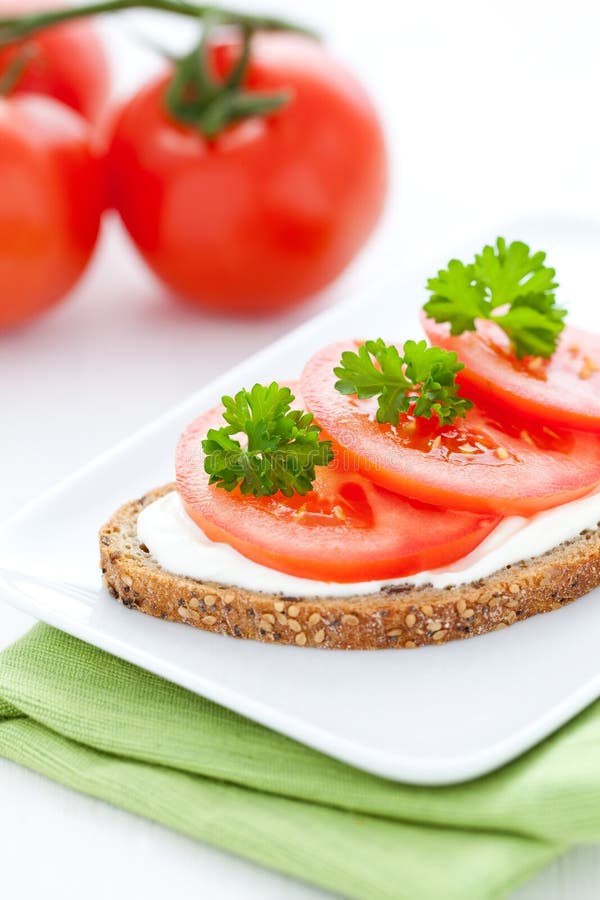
xmin=2 ymin=1 xmax=600 ymax=896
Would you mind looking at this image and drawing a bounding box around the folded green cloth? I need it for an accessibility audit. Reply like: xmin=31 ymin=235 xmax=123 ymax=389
xmin=2 ymin=626 xmax=599 ymax=899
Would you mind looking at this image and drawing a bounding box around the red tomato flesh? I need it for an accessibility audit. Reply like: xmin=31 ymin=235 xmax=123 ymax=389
xmin=175 ymin=391 xmax=501 ymax=583
xmin=301 ymin=341 xmax=600 ymax=516
xmin=422 ymin=316 xmax=600 ymax=433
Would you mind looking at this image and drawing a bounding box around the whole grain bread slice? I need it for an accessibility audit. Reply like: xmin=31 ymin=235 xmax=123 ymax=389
xmin=100 ymin=484 xmax=600 ymax=650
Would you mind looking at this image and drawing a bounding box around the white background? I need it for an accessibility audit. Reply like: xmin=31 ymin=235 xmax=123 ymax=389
xmin=2 ymin=0 xmax=600 ymax=896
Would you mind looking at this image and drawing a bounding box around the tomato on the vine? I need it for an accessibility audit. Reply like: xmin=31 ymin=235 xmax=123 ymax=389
xmin=0 ymin=94 xmax=104 ymax=329
xmin=0 ymin=0 xmax=110 ymax=122
xmin=108 ymin=32 xmax=387 ymax=315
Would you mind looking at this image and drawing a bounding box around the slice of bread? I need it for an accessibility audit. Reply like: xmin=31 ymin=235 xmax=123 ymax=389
xmin=100 ymin=484 xmax=600 ymax=650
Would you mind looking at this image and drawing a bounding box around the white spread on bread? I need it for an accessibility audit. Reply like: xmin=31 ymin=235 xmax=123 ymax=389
xmin=137 ymin=488 xmax=600 ymax=597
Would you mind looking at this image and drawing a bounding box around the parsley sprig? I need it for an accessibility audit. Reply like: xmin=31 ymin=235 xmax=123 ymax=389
xmin=424 ymin=237 xmax=566 ymax=358
xmin=334 ymin=339 xmax=472 ymax=426
xmin=202 ymin=383 xmax=333 ymax=497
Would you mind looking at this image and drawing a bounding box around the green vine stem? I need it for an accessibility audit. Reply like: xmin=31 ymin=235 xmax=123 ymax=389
xmin=0 ymin=44 xmax=36 ymax=94
xmin=0 ymin=0 xmax=317 ymax=46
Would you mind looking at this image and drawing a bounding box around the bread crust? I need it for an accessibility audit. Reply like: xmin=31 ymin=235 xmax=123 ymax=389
xmin=100 ymin=484 xmax=600 ymax=650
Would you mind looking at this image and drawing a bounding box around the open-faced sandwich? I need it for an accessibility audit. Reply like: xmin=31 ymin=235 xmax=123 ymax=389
xmin=100 ymin=238 xmax=600 ymax=649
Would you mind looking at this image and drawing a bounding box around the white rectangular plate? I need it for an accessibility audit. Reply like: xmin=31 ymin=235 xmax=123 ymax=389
xmin=2 ymin=214 xmax=599 ymax=786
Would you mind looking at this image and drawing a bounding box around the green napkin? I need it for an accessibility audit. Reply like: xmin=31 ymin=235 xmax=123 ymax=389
xmin=2 ymin=626 xmax=598 ymax=899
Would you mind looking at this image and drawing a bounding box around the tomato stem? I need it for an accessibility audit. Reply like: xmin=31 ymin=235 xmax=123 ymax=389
xmin=0 ymin=0 xmax=317 ymax=46
xmin=164 ymin=16 xmax=289 ymax=138
xmin=0 ymin=43 xmax=35 ymax=95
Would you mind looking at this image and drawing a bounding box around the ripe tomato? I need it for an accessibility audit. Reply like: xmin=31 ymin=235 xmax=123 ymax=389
xmin=175 ymin=391 xmax=500 ymax=583
xmin=301 ymin=341 xmax=600 ymax=516
xmin=423 ymin=315 xmax=600 ymax=433
xmin=0 ymin=94 xmax=104 ymax=329
xmin=108 ymin=32 xmax=387 ymax=314
xmin=0 ymin=0 xmax=110 ymax=122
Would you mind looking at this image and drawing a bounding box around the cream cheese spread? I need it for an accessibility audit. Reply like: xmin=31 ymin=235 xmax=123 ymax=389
xmin=137 ymin=488 xmax=600 ymax=597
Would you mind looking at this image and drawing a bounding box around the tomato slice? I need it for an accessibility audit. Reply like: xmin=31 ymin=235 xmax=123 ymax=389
xmin=422 ymin=314 xmax=600 ymax=432
xmin=301 ymin=341 xmax=600 ymax=516
xmin=175 ymin=391 xmax=501 ymax=583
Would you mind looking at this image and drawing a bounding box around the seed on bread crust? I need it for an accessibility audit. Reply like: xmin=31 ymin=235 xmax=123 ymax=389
xmin=99 ymin=484 xmax=600 ymax=651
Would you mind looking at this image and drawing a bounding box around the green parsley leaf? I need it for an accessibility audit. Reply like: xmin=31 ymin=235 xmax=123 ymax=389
xmin=202 ymin=382 xmax=333 ymax=498
xmin=424 ymin=237 xmax=566 ymax=358
xmin=425 ymin=260 xmax=487 ymax=335
xmin=334 ymin=338 xmax=473 ymax=426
